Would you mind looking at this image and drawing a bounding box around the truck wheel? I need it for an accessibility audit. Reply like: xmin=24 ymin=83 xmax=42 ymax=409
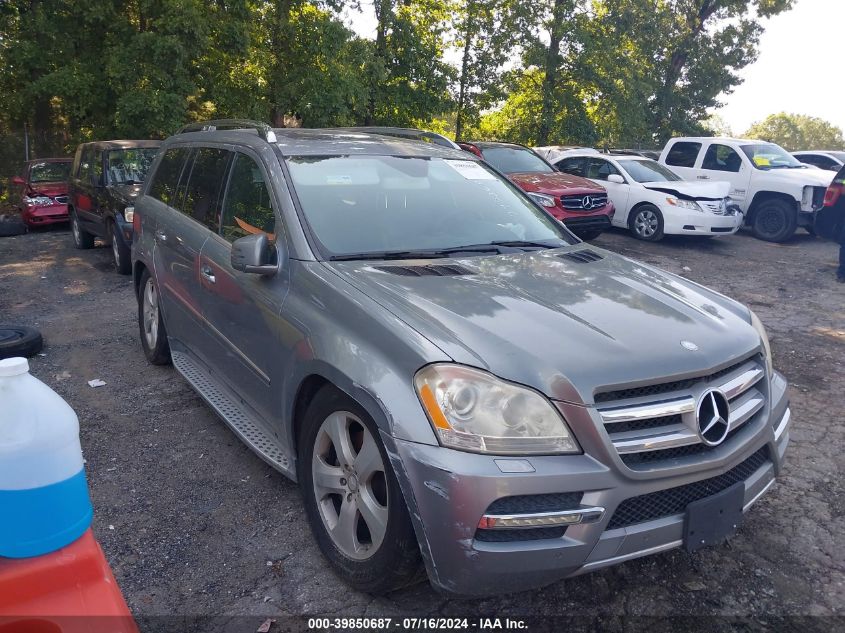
xmin=629 ymin=204 xmax=664 ymax=241
xmin=0 ymin=325 xmax=43 ymax=359
xmin=110 ymin=221 xmax=131 ymax=275
xmin=298 ymin=385 xmax=421 ymax=594
xmin=71 ymin=210 xmax=94 ymax=249
xmin=751 ymin=199 xmax=797 ymax=242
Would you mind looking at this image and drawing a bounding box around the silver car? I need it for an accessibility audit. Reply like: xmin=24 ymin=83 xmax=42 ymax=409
xmin=132 ymin=121 xmax=791 ymax=596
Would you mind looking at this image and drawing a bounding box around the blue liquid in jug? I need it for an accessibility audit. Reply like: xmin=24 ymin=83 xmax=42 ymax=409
xmin=0 ymin=469 xmax=93 ymax=558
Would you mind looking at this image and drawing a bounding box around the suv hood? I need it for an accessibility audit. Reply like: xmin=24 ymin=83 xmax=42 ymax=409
xmin=642 ymin=180 xmax=729 ymax=200
xmin=329 ymin=248 xmax=760 ymax=404
xmin=509 ymin=171 xmax=607 ymax=195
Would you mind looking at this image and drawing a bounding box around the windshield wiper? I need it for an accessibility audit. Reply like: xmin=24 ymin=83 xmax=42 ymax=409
xmin=488 ymin=240 xmax=563 ymax=249
xmin=329 ymin=244 xmax=505 ymax=262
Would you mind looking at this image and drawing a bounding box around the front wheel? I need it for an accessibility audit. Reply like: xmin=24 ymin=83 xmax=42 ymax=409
xmin=111 ymin=221 xmax=131 ymax=275
xmin=629 ymin=204 xmax=664 ymax=241
xmin=298 ymin=386 xmax=421 ymax=593
xmin=751 ymin=199 xmax=797 ymax=242
xmin=137 ymin=269 xmax=171 ymax=365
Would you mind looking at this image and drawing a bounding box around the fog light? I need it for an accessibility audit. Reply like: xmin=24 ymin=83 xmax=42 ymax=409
xmin=477 ymin=507 xmax=604 ymax=530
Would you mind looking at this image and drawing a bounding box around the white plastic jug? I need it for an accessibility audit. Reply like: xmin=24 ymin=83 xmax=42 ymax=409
xmin=0 ymin=356 xmax=93 ymax=558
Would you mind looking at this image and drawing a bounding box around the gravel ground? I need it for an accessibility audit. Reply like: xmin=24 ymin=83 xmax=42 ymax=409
xmin=1 ymin=225 xmax=843 ymax=630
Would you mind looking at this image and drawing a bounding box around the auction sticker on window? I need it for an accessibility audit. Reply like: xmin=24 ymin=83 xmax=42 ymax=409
xmin=444 ymin=159 xmax=496 ymax=180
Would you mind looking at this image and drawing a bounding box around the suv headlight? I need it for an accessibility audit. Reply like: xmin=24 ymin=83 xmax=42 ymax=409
xmin=527 ymin=192 xmax=556 ymax=208
xmin=666 ymin=197 xmax=702 ymax=212
xmin=749 ymin=310 xmax=774 ymax=377
xmin=414 ymin=364 xmax=581 ymax=455
xmin=123 ymin=206 xmax=134 ymax=222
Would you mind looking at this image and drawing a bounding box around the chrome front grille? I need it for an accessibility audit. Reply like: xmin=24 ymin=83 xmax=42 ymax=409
xmin=699 ymin=197 xmax=730 ymax=215
xmin=561 ymin=193 xmax=609 ymax=211
xmin=596 ymin=356 xmax=766 ymax=468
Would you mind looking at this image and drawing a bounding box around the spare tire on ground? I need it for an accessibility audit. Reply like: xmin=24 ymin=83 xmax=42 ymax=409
xmin=0 ymin=325 xmax=43 ymax=359
xmin=0 ymin=212 xmax=27 ymax=237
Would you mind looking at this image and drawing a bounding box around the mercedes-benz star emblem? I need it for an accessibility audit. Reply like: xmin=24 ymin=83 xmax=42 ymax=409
xmin=582 ymin=196 xmax=594 ymax=209
xmin=696 ymin=389 xmax=731 ymax=446
xmin=680 ymin=340 xmax=699 ymax=351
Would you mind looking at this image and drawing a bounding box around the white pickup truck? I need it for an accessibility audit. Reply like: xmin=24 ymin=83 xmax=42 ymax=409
xmin=659 ymin=137 xmax=834 ymax=242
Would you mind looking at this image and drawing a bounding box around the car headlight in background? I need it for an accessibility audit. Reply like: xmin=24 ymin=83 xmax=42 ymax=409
xmin=665 ymin=197 xmax=702 ymax=212
xmin=749 ymin=310 xmax=774 ymax=377
xmin=123 ymin=206 xmax=134 ymax=222
xmin=23 ymin=195 xmax=54 ymax=206
xmin=415 ymin=364 xmax=581 ymax=455
xmin=527 ymin=192 xmax=556 ymax=208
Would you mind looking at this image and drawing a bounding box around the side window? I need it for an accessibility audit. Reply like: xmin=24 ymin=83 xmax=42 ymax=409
xmin=585 ymin=158 xmax=620 ymax=180
xmin=93 ymin=150 xmax=103 ymax=185
xmin=181 ymin=148 xmax=231 ymax=232
xmin=78 ymin=147 xmax=93 ymax=180
xmin=702 ymin=144 xmax=742 ymax=172
xmin=665 ymin=142 xmax=702 ymax=168
xmin=148 ymin=147 xmax=191 ymax=207
xmin=220 ymin=153 xmax=275 ymax=243
xmin=556 ymin=157 xmax=585 ymax=176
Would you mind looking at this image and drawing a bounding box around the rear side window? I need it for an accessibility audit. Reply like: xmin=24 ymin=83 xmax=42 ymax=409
xmin=220 ymin=153 xmax=275 ymax=243
xmin=702 ymin=144 xmax=742 ymax=172
xmin=556 ymin=157 xmax=585 ymax=176
xmin=148 ymin=148 xmax=191 ymax=207
xmin=665 ymin=142 xmax=701 ymax=168
xmin=181 ymin=148 xmax=231 ymax=232
xmin=584 ymin=157 xmax=621 ymax=181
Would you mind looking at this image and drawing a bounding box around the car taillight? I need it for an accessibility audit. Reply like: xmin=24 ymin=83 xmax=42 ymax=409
xmin=824 ymin=183 xmax=843 ymax=207
xmin=132 ymin=207 xmax=141 ymax=234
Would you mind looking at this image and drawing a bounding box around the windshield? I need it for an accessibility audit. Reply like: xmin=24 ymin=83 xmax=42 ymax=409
xmin=286 ymin=155 xmax=573 ymax=259
xmin=617 ymin=159 xmax=681 ymax=183
xmin=480 ymin=146 xmax=553 ymax=174
xmin=107 ymin=148 xmax=159 ymax=184
xmin=30 ymin=161 xmax=70 ymax=182
xmin=741 ymin=143 xmax=804 ymax=170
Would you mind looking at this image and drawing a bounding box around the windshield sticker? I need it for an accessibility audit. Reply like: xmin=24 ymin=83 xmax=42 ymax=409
xmin=326 ymin=175 xmax=353 ymax=185
xmin=444 ymin=160 xmax=496 ymax=180
xmin=753 ymin=156 xmax=770 ymax=167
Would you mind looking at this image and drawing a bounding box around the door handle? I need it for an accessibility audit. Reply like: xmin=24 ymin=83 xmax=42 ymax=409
xmin=200 ymin=265 xmax=216 ymax=284
xmin=154 ymin=229 xmax=167 ymax=242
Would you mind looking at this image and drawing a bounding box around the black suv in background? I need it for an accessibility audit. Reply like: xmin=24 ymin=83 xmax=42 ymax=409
xmin=69 ymin=140 xmax=161 ymax=274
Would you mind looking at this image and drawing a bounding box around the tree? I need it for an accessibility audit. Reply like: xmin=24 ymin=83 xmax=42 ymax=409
xmin=744 ymin=113 xmax=845 ymax=151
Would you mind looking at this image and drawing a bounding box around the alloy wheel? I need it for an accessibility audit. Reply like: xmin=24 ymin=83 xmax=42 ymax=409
xmin=635 ymin=209 xmax=659 ymax=238
xmin=142 ymin=278 xmax=159 ymax=348
xmin=311 ymin=411 xmax=388 ymax=560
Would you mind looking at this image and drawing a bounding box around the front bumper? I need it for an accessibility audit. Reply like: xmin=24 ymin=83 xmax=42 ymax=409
xmin=662 ymin=208 xmax=743 ymax=236
xmin=21 ymin=204 xmax=69 ymax=227
xmin=388 ymin=371 xmax=790 ymax=596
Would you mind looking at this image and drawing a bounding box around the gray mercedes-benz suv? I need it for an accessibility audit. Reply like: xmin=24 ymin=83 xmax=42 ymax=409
xmin=132 ymin=120 xmax=791 ymax=596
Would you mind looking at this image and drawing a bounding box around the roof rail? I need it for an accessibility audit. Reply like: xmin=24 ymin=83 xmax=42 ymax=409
xmin=176 ymin=119 xmax=277 ymax=143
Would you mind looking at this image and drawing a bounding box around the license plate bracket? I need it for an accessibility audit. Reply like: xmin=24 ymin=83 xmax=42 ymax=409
xmin=683 ymin=481 xmax=744 ymax=553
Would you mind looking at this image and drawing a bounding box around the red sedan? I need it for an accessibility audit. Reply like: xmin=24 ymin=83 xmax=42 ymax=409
xmin=12 ymin=158 xmax=72 ymax=228
xmin=459 ymin=141 xmax=614 ymax=239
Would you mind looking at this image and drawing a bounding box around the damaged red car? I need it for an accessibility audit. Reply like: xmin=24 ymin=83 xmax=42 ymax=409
xmin=12 ymin=158 xmax=73 ymax=228
xmin=459 ymin=142 xmax=614 ymax=240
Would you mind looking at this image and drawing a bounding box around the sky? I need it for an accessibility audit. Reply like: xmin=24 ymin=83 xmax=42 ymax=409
xmin=343 ymin=0 xmax=845 ymax=135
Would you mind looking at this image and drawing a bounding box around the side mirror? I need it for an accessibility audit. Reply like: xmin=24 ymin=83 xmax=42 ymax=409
xmin=607 ymin=174 xmax=625 ymax=184
xmin=11 ymin=176 xmax=25 ymax=186
xmin=231 ymin=233 xmax=278 ymax=275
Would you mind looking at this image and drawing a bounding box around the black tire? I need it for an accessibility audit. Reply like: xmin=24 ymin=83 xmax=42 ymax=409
xmin=573 ymin=229 xmax=602 ymax=241
xmin=137 ymin=268 xmax=171 ymax=365
xmin=0 ymin=214 xmax=27 ymax=237
xmin=70 ymin=209 xmax=95 ymax=249
xmin=751 ymin=199 xmax=797 ymax=243
xmin=629 ymin=204 xmax=664 ymax=241
xmin=110 ymin=221 xmax=131 ymax=275
xmin=298 ymin=385 xmax=421 ymax=593
xmin=0 ymin=325 xmax=43 ymax=359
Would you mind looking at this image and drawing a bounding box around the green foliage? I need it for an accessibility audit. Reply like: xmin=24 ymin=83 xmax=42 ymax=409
xmin=745 ymin=113 xmax=845 ymax=151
